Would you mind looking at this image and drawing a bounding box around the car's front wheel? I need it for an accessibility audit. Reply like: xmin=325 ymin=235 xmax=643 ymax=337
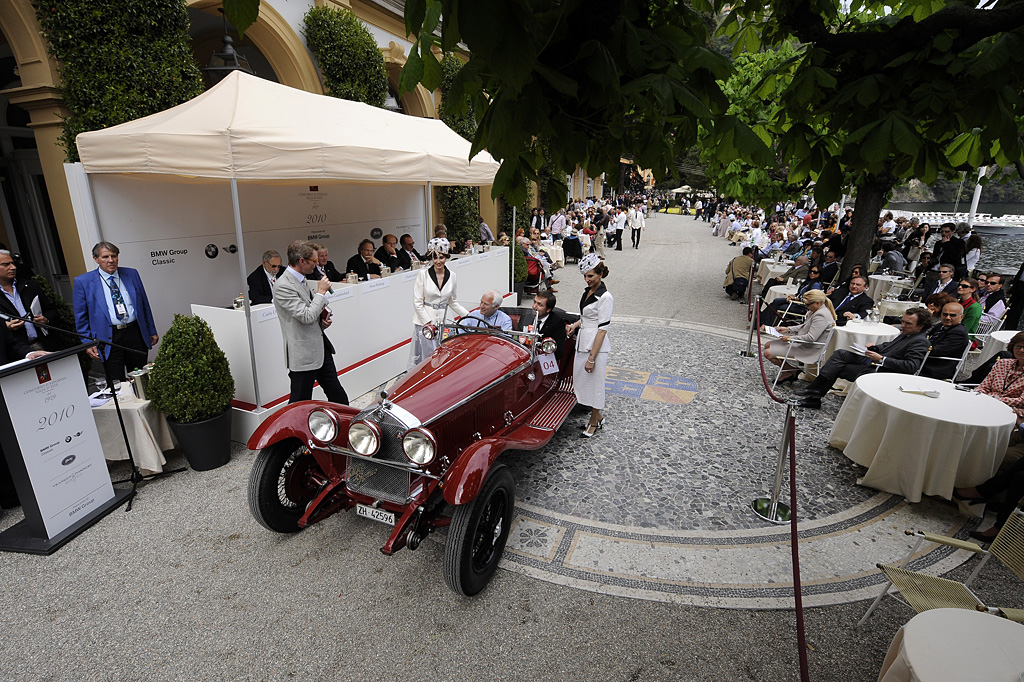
xmin=248 ymin=439 xmax=319 ymax=533
xmin=443 ymin=464 xmax=515 ymax=596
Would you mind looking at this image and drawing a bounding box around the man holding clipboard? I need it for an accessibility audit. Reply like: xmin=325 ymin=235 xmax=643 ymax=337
xmin=0 ymin=250 xmax=56 ymax=352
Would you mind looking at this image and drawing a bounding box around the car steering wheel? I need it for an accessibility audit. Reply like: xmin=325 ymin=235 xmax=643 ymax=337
xmin=455 ymin=315 xmax=498 ymax=331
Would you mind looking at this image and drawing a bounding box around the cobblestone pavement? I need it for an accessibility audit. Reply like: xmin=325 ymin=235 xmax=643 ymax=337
xmin=0 ymin=210 xmax=1017 ymax=681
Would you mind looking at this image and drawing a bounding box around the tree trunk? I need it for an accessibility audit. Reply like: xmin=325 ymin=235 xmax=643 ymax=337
xmin=841 ymin=171 xmax=897 ymax=282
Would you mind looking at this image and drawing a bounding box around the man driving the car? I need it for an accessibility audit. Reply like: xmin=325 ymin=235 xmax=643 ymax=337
xmin=460 ymin=290 xmax=513 ymax=331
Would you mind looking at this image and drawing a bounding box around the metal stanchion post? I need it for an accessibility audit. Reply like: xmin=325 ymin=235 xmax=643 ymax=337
xmin=739 ymin=294 xmax=760 ymax=357
xmin=751 ymin=400 xmax=795 ymax=524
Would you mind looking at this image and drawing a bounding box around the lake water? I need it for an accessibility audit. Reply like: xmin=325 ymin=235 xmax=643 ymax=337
xmin=884 ymin=202 xmax=1024 ymax=273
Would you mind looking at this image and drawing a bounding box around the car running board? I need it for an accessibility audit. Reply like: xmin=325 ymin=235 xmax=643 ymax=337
xmin=526 ymin=388 xmax=577 ymax=431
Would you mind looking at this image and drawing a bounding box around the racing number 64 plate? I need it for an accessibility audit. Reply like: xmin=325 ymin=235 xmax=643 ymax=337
xmin=356 ymin=503 xmax=396 ymax=526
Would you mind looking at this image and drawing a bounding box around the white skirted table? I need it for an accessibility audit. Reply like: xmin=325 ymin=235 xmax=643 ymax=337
xmin=766 ymin=283 xmax=798 ymax=302
xmin=757 ymin=259 xmax=794 ymax=284
xmin=92 ymin=396 xmax=177 ymax=475
xmin=539 ymin=243 xmax=564 ymax=268
xmin=828 ymin=374 xmax=1015 ymax=502
xmin=868 ymin=274 xmax=913 ymax=302
xmin=976 ymin=329 xmax=1018 ymax=366
xmin=877 ymin=608 xmax=1024 ymax=682
xmin=877 ymin=299 xmax=918 ymax=320
xmin=827 ymin=320 xmax=901 ymax=360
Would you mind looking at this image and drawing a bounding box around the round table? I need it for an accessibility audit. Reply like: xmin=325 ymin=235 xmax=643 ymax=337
xmin=877 ymin=608 xmax=1024 ymax=682
xmin=877 ymin=299 xmax=918 ymax=319
xmin=977 ymin=329 xmax=1018 ymax=366
xmin=539 ymin=243 xmax=564 ymax=268
xmin=828 ymin=374 xmax=1015 ymax=502
xmin=757 ymin=259 xmax=793 ymax=284
xmin=868 ymin=274 xmax=913 ymax=302
xmin=827 ymin=320 xmax=901 ymax=360
xmin=766 ymin=283 xmax=798 ymax=302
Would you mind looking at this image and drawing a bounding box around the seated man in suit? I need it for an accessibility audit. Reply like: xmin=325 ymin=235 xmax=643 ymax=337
xmin=246 ymin=249 xmax=281 ymax=305
xmin=760 ymin=256 xmax=809 ymax=299
xmin=527 ymin=290 xmax=566 ymax=359
xmin=920 ymin=302 xmax=970 ymax=380
xmin=796 ymin=307 xmax=931 ymax=408
xmin=461 ymin=290 xmax=513 ymax=331
xmin=345 ymin=240 xmax=382 ymax=281
xmin=396 ymin=233 xmax=425 ymax=271
xmin=819 ymin=250 xmax=840 ymax=285
xmin=375 ymin=234 xmax=401 ymax=271
xmin=829 ymin=275 xmax=874 ymax=326
xmin=0 ymin=249 xmax=56 ymax=350
xmin=308 ymin=244 xmax=344 ymax=282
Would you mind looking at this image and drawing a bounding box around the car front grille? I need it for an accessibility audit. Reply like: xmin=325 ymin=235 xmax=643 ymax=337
xmin=345 ymin=405 xmax=414 ymax=504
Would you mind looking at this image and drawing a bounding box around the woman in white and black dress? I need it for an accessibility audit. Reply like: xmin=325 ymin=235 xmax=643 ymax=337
xmin=567 ymin=253 xmax=613 ymax=437
xmin=408 ymin=237 xmax=469 ymax=369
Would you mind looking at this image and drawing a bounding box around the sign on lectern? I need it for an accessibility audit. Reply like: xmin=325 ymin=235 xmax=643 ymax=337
xmin=0 ymin=344 xmax=130 ymax=554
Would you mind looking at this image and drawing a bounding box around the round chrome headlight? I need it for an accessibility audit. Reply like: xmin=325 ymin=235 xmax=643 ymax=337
xmin=540 ymin=337 xmax=557 ymax=354
xmin=308 ymin=409 xmax=338 ymax=443
xmin=421 ymin=324 xmax=436 ymax=340
xmin=402 ymin=428 xmax=437 ymax=465
xmin=348 ymin=421 xmax=381 ymax=456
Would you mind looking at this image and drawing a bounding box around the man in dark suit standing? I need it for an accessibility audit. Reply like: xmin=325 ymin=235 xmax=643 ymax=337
xmin=246 ymin=249 xmax=282 ymax=305
xmin=0 ymin=250 xmax=56 ymax=350
xmin=829 ymin=275 xmax=874 ymax=326
xmin=920 ymin=302 xmax=969 ymax=380
xmin=73 ymin=241 xmax=159 ymax=380
xmin=396 ymin=233 xmax=424 ymax=271
xmin=529 ymin=290 xmax=567 ymax=359
xmin=796 ymin=308 xmax=931 ymax=408
xmin=0 ymin=322 xmax=49 ymax=509
xmin=345 ymin=240 xmax=383 ymax=281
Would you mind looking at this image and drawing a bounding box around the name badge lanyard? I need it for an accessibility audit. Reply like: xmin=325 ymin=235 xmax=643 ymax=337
xmin=104 ymin=275 xmax=129 ymax=321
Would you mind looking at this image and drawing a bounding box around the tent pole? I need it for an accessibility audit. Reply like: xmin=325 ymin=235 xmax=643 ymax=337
xmin=230 ymin=178 xmax=262 ymax=413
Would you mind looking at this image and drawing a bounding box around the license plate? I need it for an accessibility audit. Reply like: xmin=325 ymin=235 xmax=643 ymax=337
xmin=355 ymin=504 xmax=396 ymax=526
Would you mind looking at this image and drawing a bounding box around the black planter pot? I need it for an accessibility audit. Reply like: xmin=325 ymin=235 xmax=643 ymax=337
xmin=167 ymin=409 xmax=232 ymax=471
xmin=513 ymin=281 xmax=526 ymax=305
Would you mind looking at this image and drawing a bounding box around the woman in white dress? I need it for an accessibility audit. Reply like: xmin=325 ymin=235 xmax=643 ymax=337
xmin=763 ymin=289 xmax=836 ymax=383
xmin=408 ymin=238 xmax=469 ymax=369
xmin=567 ymin=253 xmax=613 ymax=437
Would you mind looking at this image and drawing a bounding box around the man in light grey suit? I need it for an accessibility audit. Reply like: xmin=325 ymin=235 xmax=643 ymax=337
xmin=274 ymin=240 xmax=348 ymax=404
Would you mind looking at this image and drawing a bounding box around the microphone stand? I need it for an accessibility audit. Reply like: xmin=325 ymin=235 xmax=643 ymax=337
xmin=0 ymin=311 xmax=183 ymax=512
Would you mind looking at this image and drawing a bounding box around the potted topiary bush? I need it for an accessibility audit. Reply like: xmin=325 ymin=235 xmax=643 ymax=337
xmin=148 ymin=314 xmax=235 ymax=471
xmin=512 ymin=242 xmax=528 ymax=304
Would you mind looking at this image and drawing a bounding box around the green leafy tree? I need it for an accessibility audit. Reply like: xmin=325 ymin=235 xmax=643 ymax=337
xmin=721 ymin=0 xmax=1024 ymax=278
xmin=33 ymin=0 xmax=204 ymax=162
xmin=401 ymin=0 xmax=771 ymax=212
xmin=436 ymin=54 xmax=480 ymax=247
xmin=303 ymin=6 xmax=388 ymax=107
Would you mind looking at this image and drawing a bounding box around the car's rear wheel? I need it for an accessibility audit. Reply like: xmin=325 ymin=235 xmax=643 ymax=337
xmin=248 ymin=439 xmax=319 ymax=533
xmin=443 ymin=464 xmax=515 ymax=596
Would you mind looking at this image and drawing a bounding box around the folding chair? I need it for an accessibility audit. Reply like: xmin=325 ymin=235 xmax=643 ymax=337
xmin=971 ymin=317 xmax=1005 ymax=351
xmin=914 ymin=341 xmax=972 ymax=381
xmin=771 ymin=325 xmax=835 ymax=390
xmin=859 ymin=509 xmax=1024 ymax=625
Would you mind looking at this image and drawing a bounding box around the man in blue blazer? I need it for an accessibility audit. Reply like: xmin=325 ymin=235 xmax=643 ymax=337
xmin=73 ymin=241 xmax=159 ymax=379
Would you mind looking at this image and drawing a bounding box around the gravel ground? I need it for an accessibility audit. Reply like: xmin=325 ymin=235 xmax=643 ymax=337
xmin=0 ymin=210 xmax=1020 ymax=682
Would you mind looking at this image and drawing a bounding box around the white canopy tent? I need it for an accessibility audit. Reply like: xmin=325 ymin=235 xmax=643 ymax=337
xmin=67 ymin=72 xmax=502 ymax=432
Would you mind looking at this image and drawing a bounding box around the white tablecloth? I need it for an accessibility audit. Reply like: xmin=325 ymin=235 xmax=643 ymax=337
xmin=827 ymin=321 xmax=901 ymax=360
xmin=757 ymin=259 xmax=793 ymax=284
xmin=539 ymin=243 xmax=564 ymax=268
xmin=829 ymin=374 xmax=1014 ymax=502
xmin=877 ymin=299 xmax=918 ymax=319
xmin=92 ymin=397 xmax=177 ymax=474
xmin=976 ymin=329 xmax=1018 ymax=366
xmin=868 ymin=275 xmax=913 ymax=302
xmin=766 ymin=283 xmax=798 ymax=302
xmin=877 ymin=608 xmax=1024 ymax=682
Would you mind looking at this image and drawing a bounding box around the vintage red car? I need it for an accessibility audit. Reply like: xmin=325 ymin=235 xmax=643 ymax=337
xmin=246 ymin=307 xmax=578 ymax=595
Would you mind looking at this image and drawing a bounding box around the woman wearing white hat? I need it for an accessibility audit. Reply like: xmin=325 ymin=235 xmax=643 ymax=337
xmin=566 ymin=253 xmax=613 ymax=437
xmin=408 ymin=237 xmax=469 ymax=369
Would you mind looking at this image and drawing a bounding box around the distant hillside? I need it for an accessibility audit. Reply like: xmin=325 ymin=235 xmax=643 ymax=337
xmin=890 ymin=168 xmax=1024 ymax=203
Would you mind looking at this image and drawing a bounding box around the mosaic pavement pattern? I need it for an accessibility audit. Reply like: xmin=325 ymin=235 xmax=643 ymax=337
xmin=492 ymin=316 xmax=986 ymax=609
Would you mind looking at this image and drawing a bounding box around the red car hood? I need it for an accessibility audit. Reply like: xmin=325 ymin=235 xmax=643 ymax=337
xmin=388 ymin=334 xmax=530 ymax=423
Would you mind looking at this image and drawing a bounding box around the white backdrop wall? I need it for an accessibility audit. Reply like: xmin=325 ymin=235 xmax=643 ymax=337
xmin=86 ymin=174 xmax=428 ymax=339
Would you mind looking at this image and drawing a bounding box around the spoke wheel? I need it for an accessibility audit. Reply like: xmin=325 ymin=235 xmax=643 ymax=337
xmin=248 ymin=439 xmax=319 ymax=533
xmin=444 ymin=464 xmax=515 ymax=596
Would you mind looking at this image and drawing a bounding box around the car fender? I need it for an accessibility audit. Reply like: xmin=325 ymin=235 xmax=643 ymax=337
xmin=442 ymin=438 xmax=508 ymax=505
xmin=246 ymin=400 xmax=360 ymax=451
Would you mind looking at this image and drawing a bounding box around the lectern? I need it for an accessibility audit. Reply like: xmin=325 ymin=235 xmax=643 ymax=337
xmin=0 ymin=343 xmax=130 ymax=554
